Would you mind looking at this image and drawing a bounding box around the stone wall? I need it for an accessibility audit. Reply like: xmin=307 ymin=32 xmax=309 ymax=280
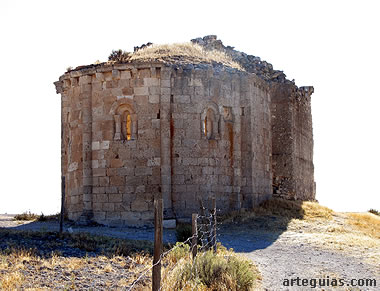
xmin=55 ymin=59 xmax=314 ymax=225
xmin=59 ymin=75 xmax=86 ymax=220
xmin=57 ymin=64 xmax=165 ymax=224
xmin=270 ymin=84 xmax=315 ymax=200
xmin=293 ymin=87 xmax=315 ymax=200
xmin=168 ymin=66 xmax=272 ymax=218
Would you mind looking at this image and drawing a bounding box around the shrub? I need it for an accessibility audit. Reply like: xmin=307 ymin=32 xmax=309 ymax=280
xmin=38 ymin=213 xmax=46 ymax=221
xmin=171 ymin=248 xmax=257 ymax=291
xmin=108 ymin=49 xmax=131 ymax=62
xmin=175 ymin=223 xmax=192 ymax=242
xmin=112 ymin=241 xmax=131 ymax=256
xmin=226 ymin=255 xmax=257 ymax=290
xmin=166 ymin=242 xmax=190 ymax=264
xmin=70 ymin=233 xmax=98 ymax=252
xmin=14 ymin=211 xmax=39 ymax=221
xmin=39 ymin=213 xmax=63 ymax=221
xmin=14 ymin=212 xmax=62 ymax=222
xmin=369 ymin=209 xmax=379 ymax=216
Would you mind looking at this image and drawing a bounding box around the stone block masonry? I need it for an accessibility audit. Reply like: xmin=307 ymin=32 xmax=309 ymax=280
xmin=55 ymin=38 xmax=315 ymax=226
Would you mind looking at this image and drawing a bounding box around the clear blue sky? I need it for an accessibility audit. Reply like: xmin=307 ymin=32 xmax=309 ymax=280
xmin=0 ymin=0 xmax=379 ymax=214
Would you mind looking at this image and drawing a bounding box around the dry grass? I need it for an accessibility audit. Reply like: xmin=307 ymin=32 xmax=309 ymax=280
xmin=13 ymin=211 xmax=61 ymax=222
xmin=256 ymin=198 xmax=333 ymax=220
xmin=0 ymin=249 xmax=33 ymax=289
xmin=0 ymin=229 xmax=155 ymax=289
xmin=346 ymin=212 xmax=380 ymax=239
xmin=220 ymin=198 xmax=333 ymax=231
xmin=220 ymin=198 xmax=379 ymax=265
xmin=0 ymin=271 xmax=24 ymax=290
xmin=161 ymin=243 xmax=261 ymax=291
xmin=128 ymin=42 xmax=244 ymax=71
xmin=0 ymin=247 xmax=152 ymax=290
xmin=288 ymin=212 xmax=380 ymax=265
xmin=13 ymin=211 xmax=39 ymax=221
xmin=300 ymin=201 xmax=334 ymax=220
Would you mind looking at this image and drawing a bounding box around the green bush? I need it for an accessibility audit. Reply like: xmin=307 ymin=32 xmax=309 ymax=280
xmin=227 ymin=255 xmax=257 ymax=290
xmin=166 ymin=242 xmax=190 ymax=264
xmin=174 ymin=250 xmax=257 ymax=291
xmin=108 ymin=49 xmax=131 ymax=62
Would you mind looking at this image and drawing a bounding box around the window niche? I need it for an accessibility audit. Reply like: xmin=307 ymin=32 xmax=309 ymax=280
xmin=201 ymin=104 xmax=220 ymax=140
xmin=114 ymin=104 xmax=137 ymax=141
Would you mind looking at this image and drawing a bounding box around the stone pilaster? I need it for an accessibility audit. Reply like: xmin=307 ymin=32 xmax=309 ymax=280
xmin=160 ymin=67 xmax=173 ymax=218
xmin=79 ymin=75 xmax=93 ymax=223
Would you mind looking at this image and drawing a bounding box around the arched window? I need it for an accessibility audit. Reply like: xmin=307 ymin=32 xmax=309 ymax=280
xmin=203 ymin=109 xmax=214 ymax=139
xmin=201 ymin=103 xmax=220 ymax=140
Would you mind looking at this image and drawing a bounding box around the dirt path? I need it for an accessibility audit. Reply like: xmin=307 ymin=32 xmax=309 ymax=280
xmin=221 ymin=228 xmax=378 ymax=290
xmin=1 ymin=214 xmax=379 ymax=291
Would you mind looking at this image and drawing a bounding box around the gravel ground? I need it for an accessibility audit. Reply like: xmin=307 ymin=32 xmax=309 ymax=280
xmin=221 ymin=228 xmax=379 ymax=291
xmin=1 ymin=254 xmax=150 ymax=290
xmin=1 ymin=214 xmax=379 ymax=291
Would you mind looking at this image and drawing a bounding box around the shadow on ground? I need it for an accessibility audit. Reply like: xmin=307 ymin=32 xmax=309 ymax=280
xmin=1 ymin=198 xmax=307 ymax=256
xmin=217 ymin=198 xmax=307 ymax=252
xmin=0 ymin=226 xmax=155 ymax=259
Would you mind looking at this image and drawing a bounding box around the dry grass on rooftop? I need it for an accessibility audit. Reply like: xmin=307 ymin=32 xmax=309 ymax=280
xmin=129 ymin=42 xmax=244 ymax=71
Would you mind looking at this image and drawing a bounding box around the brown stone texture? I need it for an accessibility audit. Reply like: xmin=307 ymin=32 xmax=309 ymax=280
xmin=270 ymin=84 xmax=315 ymax=200
xmin=55 ymin=61 xmax=315 ymax=226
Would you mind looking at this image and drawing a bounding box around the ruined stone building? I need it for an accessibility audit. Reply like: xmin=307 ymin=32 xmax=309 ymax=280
xmin=54 ymin=36 xmax=315 ymax=225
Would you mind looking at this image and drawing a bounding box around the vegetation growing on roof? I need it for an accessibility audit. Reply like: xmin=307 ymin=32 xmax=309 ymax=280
xmin=108 ymin=42 xmax=244 ymax=71
xmin=108 ymin=49 xmax=131 ymax=62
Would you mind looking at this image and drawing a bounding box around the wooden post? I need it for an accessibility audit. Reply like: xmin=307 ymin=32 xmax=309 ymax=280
xmin=152 ymin=199 xmax=163 ymax=291
xmin=59 ymin=176 xmax=65 ymax=234
xmin=191 ymin=213 xmax=198 ymax=259
xmin=212 ymin=197 xmax=217 ymax=253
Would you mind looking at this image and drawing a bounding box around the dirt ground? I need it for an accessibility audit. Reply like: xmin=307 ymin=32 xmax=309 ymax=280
xmin=1 ymin=213 xmax=379 ymax=290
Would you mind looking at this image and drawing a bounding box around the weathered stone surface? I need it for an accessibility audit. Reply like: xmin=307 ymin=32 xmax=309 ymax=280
xmin=55 ymin=36 xmax=315 ymax=226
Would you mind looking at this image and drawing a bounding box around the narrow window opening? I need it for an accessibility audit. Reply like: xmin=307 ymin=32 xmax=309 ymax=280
xmin=204 ymin=109 xmax=214 ymax=139
xmin=201 ymin=104 xmax=220 ymax=140
xmin=126 ymin=113 xmax=131 ymax=140
xmin=203 ymin=116 xmax=208 ymax=137
xmin=122 ymin=111 xmax=132 ymax=140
